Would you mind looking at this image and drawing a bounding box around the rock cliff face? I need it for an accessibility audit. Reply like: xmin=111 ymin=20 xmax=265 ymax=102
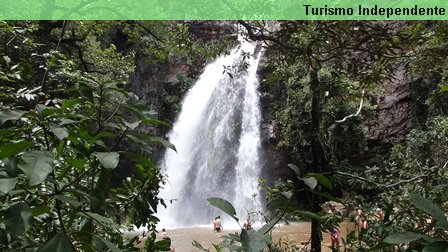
xmin=257 ymin=51 xmax=415 ymax=178
xmin=365 ymin=66 xmax=412 ymax=144
xmin=359 ymin=65 xmax=414 ymax=166
xmin=187 ymin=21 xmax=238 ymax=40
xmin=257 ymin=53 xmax=291 ymax=180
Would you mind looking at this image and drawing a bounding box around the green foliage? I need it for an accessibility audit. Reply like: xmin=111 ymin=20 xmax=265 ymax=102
xmin=383 ymin=232 xmax=431 ymax=245
xmin=354 ymin=28 xmax=448 ymax=250
xmin=93 ymin=152 xmax=120 ymax=169
xmin=37 ymin=233 xmax=74 ymax=252
xmin=345 ymin=116 xmax=448 ymax=203
xmin=240 ymin=229 xmax=272 ymax=252
xmin=18 ymin=151 xmax=55 ymax=186
xmin=4 ymin=203 xmax=33 ymax=239
xmin=409 ymin=193 xmax=448 ymax=230
xmin=0 ymin=20 xmax=184 ymax=251
xmin=243 ymin=20 xmax=448 ymax=252
xmin=379 ymin=194 xmax=448 ymax=251
xmin=422 ymin=241 xmax=448 ymax=252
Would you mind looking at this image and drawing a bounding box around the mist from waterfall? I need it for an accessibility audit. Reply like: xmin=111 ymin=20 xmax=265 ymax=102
xmin=157 ymin=40 xmax=264 ymax=228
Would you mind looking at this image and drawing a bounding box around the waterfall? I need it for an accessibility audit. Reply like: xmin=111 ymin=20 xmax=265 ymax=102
xmin=157 ymin=40 xmax=264 ymax=228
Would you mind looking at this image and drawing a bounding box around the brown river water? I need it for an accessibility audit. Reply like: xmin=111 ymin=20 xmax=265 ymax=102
xmin=129 ymin=222 xmax=354 ymax=252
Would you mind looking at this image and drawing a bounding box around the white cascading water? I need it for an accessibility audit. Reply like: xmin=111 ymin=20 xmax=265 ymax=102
xmin=157 ymin=39 xmax=264 ymax=228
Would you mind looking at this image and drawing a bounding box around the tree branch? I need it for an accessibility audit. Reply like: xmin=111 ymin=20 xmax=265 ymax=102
xmin=334 ymin=171 xmax=378 ymax=186
xmin=334 ymin=171 xmax=427 ymax=190
xmin=385 ymin=175 xmax=427 ymax=188
xmin=53 ymin=37 xmax=111 ymax=74
xmin=335 ymin=89 xmax=365 ymax=123
xmin=40 ymin=20 xmax=68 ymax=90
xmin=108 ymin=127 xmax=128 ymax=152
xmin=58 ymin=165 xmax=96 ymax=194
xmin=237 ymin=20 xmax=299 ymax=52
xmin=128 ymin=21 xmax=164 ymax=44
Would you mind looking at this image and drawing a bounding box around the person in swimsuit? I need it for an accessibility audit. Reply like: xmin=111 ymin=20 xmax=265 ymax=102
xmin=328 ymin=204 xmax=340 ymax=251
xmin=355 ymin=207 xmax=368 ymax=238
xmin=161 ymin=228 xmax=168 ymax=238
xmin=330 ymin=227 xmax=341 ymax=251
xmin=213 ymin=216 xmax=223 ymax=232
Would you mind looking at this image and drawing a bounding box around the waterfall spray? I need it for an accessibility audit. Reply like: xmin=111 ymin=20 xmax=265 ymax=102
xmin=157 ymin=40 xmax=264 ymax=228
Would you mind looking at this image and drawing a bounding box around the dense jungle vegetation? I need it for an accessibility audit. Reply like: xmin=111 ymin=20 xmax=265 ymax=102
xmin=0 ymin=20 xmax=447 ymax=252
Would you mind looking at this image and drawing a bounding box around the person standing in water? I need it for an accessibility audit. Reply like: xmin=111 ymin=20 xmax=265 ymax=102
xmin=243 ymin=216 xmax=252 ymax=230
xmin=161 ymin=228 xmax=168 ymax=238
xmin=328 ymin=203 xmax=340 ymax=251
xmin=213 ymin=216 xmax=223 ymax=232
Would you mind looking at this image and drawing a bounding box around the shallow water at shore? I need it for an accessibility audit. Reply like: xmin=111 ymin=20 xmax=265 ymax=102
xmin=129 ymin=222 xmax=354 ymax=252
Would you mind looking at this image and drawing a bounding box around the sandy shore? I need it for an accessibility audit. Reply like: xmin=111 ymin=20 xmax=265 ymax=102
xmin=127 ymin=222 xmax=354 ymax=252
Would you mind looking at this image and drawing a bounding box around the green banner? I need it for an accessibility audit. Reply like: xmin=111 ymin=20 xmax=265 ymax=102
xmin=0 ymin=0 xmax=447 ymax=20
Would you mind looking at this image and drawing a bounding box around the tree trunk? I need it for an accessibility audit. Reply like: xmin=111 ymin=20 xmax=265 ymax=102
xmin=309 ymin=62 xmax=323 ymax=252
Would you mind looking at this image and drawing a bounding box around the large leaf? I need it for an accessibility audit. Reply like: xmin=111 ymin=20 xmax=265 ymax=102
xmin=267 ymin=197 xmax=294 ymax=212
xmin=31 ymin=206 xmax=52 ymax=216
xmin=39 ymin=107 xmax=61 ymax=117
xmin=301 ymin=176 xmax=318 ymax=190
xmin=220 ymin=242 xmax=243 ymax=252
xmin=37 ymin=233 xmax=74 ymax=252
xmin=66 ymin=158 xmax=85 ymax=170
xmin=154 ymin=239 xmax=171 ymax=251
xmin=123 ymin=119 xmax=141 ymax=130
xmin=80 ymin=212 xmax=115 ymax=227
xmin=423 ymin=241 xmax=448 ymax=252
xmin=0 ymin=109 xmax=25 ymax=124
xmin=212 ymin=243 xmax=223 ymax=252
xmin=97 ymin=236 xmax=122 ymax=252
xmin=55 ymin=195 xmax=82 ymax=208
xmin=281 ymin=190 xmax=293 ymax=199
xmin=307 ymin=173 xmax=333 ymax=190
xmin=2 ymin=158 xmax=19 ymax=177
xmin=18 ymin=151 xmax=55 ymax=186
xmin=4 ymin=202 xmax=33 ymax=238
xmin=93 ymin=152 xmax=119 ymax=169
xmin=240 ymin=229 xmax=272 ymax=252
xmin=126 ymin=104 xmax=158 ymax=120
xmin=294 ymin=210 xmax=324 ymax=221
xmin=258 ymin=215 xmax=282 ymax=234
xmin=384 ymin=231 xmax=430 ymax=244
xmin=0 ymin=177 xmax=18 ymax=194
xmin=308 ymin=190 xmax=341 ymax=203
xmin=409 ymin=193 xmax=448 ymax=229
xmin=192 ymin=240 xmax=206 ymax=250
xmin=207 ymin=197 xmax=239 ymax=223
xmin=369 ymin=241 xmax=393 ymax=251
xmin=50 ymin=124 xmax=68 ymax=140
xmin=148 ymin=136 xmax=177 ymax=152
xmin=142 ymin=119 xmax=172 ymax=128
xmin=59 ymin=119 xmax=79 ymax=126
xmin=93 ymin=131 xmax=116 ymax=141
xmin=62 ymin=98 xmax=82 ymax=109
xmin=0 ymin=141 xmax=33 ymax=160
xmin=287 ymin=164 xmax=300 ymax=176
